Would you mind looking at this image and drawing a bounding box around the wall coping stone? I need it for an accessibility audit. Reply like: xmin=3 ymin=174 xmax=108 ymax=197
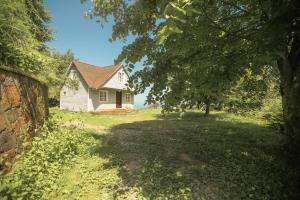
xmin=0 ymin=65 xmax=47 ymax=86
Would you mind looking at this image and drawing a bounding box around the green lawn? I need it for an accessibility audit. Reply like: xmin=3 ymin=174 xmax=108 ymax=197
xmin=1 ymin=108 xmax=296 ymax=199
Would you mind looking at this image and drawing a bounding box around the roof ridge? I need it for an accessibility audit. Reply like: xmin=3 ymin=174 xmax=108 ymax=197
xmin=71 ymin=60 xmax=123 ymax=89
xmin=73 ymin=60 xmax=121 ymax=69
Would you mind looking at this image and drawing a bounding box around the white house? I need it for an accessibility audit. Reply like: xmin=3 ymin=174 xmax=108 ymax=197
xmin=60 ymin=60 xmax=134 ymax=112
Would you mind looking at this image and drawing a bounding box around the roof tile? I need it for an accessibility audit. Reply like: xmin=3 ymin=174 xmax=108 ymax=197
xmin=72 ymin=60 xmax=122 ymax=89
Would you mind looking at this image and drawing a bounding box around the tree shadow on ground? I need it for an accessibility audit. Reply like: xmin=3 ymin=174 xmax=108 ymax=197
xmin=89 ymin=112 xmax=297 ymax=199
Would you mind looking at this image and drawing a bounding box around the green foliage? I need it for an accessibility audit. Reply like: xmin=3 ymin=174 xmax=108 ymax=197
xmin=0 ymin=0 xmax=52 ymax=73
xmin=1 ymin=108 xmax=298 ymax=199
xmin=225 ymin=66 xmax=279 ymax=112
xmin=254 ymin=98 xmax=283 ymax=132
xmin=0 ymin=0 xmax=74 ymax=99
xmin=146 ymin=102 xmax=161 ymax=109
xmin=24 ymin=0 xmax=53 ymax=43
xmin=44 ymin=49 xmax=75 ymax=98
xmin=83 ymin=0 xmax=278 ymax=113
xmin=65 ymin=76 xmax=79 ymax=91
xmin=83 ymin=0 xmax=299 ymax=152
xmin=0 ymin=114 xmax=96 ymax=199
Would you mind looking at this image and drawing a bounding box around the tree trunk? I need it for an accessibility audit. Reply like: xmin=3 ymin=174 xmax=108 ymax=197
xmin=196 ymin=100 xmax=201 ymax=110
xmin=277 ymin=36 xmax=300 ymax=158
xmin=204 ymin=98 xmax=210 ymax=116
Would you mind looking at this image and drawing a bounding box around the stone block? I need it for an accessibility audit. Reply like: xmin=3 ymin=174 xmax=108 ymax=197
xmin=0 ymin=73 xmax=5 ymax=81
xmin=0 ymin=92 xmax=11 ymax=112
xmin=5 ymin=109 xmax=19 ymax=123
xmin=0 ymin=114 xmax=7 ymax=132
xmin=0 ymin=132 xmax=16 ymax=153
xmin=13 ymin=119 xmax=27 ymax=135
xmin=5 ymin=84 xmax=21 ymax=107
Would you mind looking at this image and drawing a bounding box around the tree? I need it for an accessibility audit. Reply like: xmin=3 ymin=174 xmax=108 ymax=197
xmin=156 ymin=0 xmax=300 ymax=156
xmin=24 ymin=0 xmax=53 ymax=43
xmin=84 ymin=0 xmax=300 ymax=155
xmin=0 ymin=0 xmax=52 ymax=73
xmin=40 ymin=49 xmax=75 ymax=98
xmin=0 ymin=0 xmax=75 ymax=100
xmin=225 ymin=66 xmax=279 ymax=112
xmin=85 ymin=0 xmax=249 ymax=114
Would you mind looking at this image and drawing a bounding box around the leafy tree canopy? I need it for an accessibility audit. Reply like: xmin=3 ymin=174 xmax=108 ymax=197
xmin=0 ymin=0 xmax=75 ymax=99
xmin=0 ymin=0 xmax=52 ymax=73
xmin=85 ymin=0 xmax=300 ymax=152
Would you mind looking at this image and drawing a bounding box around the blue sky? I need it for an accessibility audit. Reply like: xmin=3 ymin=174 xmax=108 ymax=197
xmin=44 ymin=0 xmax=147 ymax=108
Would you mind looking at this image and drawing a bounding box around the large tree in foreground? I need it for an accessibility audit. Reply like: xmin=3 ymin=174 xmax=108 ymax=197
xmin=84 ymin=0 xmax=300 ymax=154
xmin=159 ymin=0 xmax=300 ymax=155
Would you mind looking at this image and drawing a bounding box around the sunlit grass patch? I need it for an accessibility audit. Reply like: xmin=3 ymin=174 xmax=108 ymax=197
xmin=1 ymin=108 xmax=296 ymax=199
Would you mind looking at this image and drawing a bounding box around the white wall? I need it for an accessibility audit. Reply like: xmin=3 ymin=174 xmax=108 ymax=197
xmin=60 ymin=67 xmax=88 ymax=111
xmin=102 ymin=68 xmax=129 ymax=90
xmin=122 ymin=91 xmax=134 ymax=109
xmin=89 ymin=88 xmax=134 ymax=110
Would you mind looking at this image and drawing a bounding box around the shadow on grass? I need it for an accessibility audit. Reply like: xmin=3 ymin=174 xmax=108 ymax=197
xmin=90 ymin=112 xmax=297 ymax=199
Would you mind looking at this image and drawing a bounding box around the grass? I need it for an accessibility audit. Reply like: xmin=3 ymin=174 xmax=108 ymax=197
xmin=52 ymin=107 xmax=159 ymax=128
xmin=1 ymin=108 xmax=298 ymax=199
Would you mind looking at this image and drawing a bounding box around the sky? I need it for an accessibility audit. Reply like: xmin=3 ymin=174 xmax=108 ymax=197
xmin=44 ymin=0 xmax=147 ymax=108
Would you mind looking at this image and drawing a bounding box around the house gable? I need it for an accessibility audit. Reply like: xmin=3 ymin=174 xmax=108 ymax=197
xmin=102 ymin=67 xmax=129 ymax=90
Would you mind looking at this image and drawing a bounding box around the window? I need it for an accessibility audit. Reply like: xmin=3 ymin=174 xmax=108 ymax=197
xmin=118 ymin=72 xmax=125 ymax=82
xmin=99 ymin=90 xmax=108 ymax=102
xmin=63 ymin=91 xmax=66 ymax=96
xmin=118 ymin=72 xmax=122 ymax=82
xmin=125 ymin=93 xmax=131 ymax=103
xmin=71 ymin=70 xmax=77 ymax=80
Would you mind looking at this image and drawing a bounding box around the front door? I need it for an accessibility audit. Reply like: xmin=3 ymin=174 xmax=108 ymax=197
xmin=116 ymin=91 xmax=122 ymax=108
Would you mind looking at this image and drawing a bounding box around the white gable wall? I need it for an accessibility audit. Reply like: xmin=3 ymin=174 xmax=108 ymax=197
xmin=60 ymin=66 xmax=89 ymax=111
xmin=102 ymin=67 xmax=129 ymax=90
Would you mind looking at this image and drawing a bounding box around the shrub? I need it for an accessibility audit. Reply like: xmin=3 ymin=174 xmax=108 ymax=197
xmin=48 ymin=97 xmax=59 ymax=107
xmin=146 ymin=102 xmax=160 ymax=109
xmin=0 ymin=115 xmax=96 ymax=199
xmin=257 ymin=98 xmax=283 ymax=132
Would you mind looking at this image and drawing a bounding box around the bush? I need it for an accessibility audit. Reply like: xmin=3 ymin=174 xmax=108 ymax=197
xmin=48 ymin=97 xmax=59 ymax=107
xmin=0 ymin=115 xmax=96 ymax=199
xmin=253 ymin=98 xmax=283 ymax=132
xmin=146 ymin=102 xmax=160 ymax=109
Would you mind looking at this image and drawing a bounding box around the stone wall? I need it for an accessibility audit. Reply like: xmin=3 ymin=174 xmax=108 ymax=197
xmin=0 ymin=66 xmax=48 ymax=168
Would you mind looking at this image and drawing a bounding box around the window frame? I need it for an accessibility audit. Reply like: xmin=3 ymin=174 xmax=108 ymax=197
xmin=118 ymin=72 xmax=122 ymax=82
xmin=71 ymin=70 xmax=77 ymax=80
xmin=125 ymin=93 xmax=131 ymax=103
xmin=99 ymin=90 xmax=108 ymax=103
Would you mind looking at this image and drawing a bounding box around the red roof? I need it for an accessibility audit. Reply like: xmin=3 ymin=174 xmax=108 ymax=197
xmin=71 ymin=60 xmax=122 ymax=89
